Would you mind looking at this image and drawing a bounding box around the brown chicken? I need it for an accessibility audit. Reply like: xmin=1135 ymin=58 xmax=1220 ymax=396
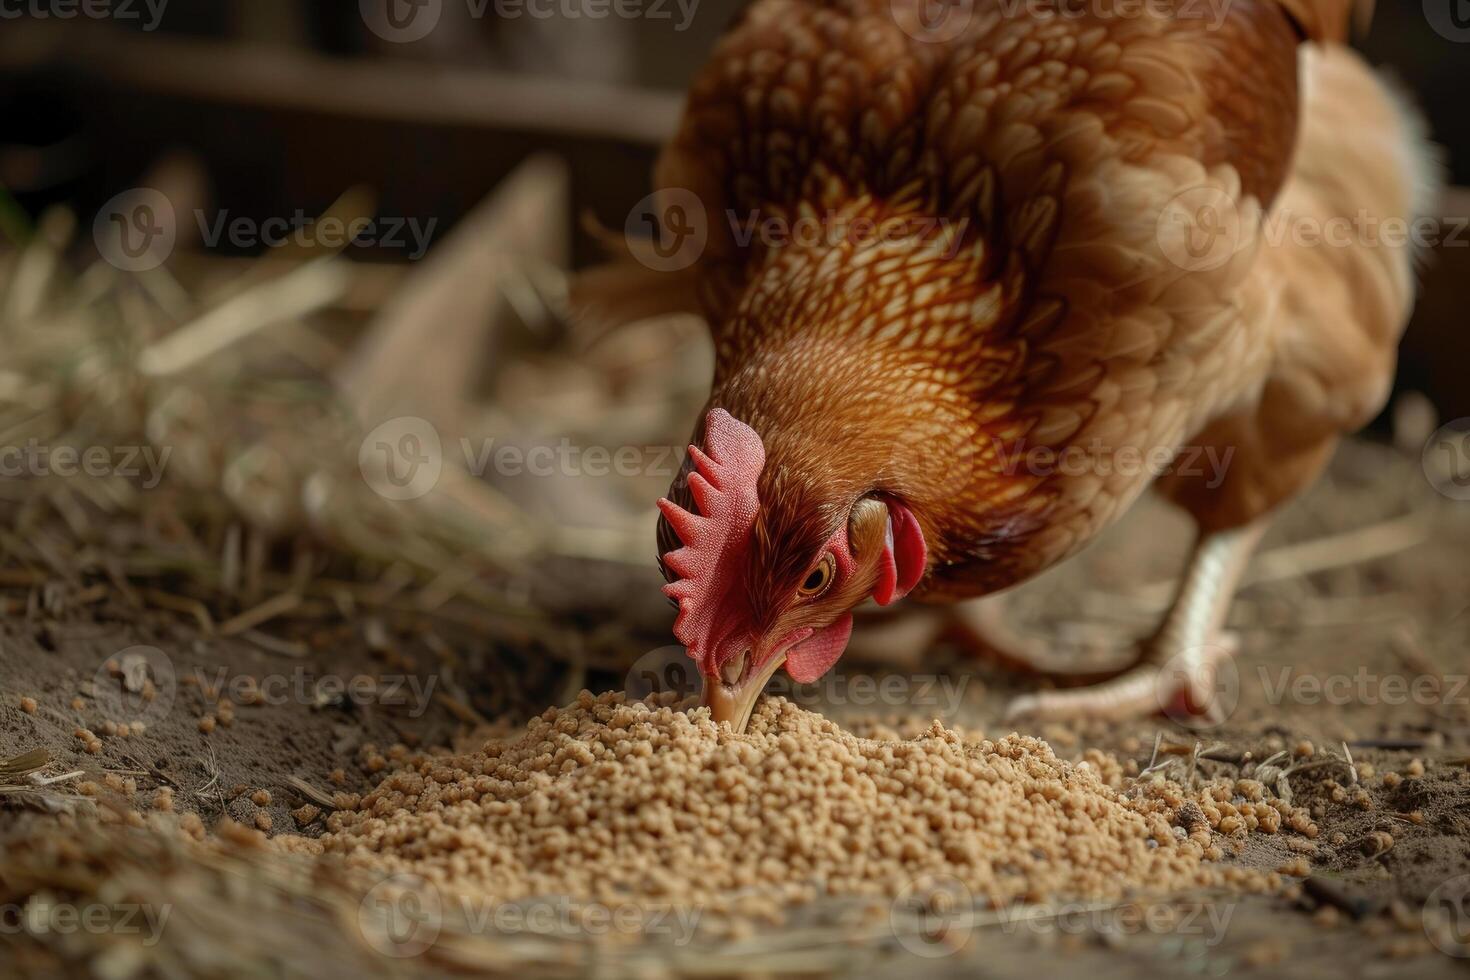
xmin=644 ymin=0 xmax=1435 ymax=732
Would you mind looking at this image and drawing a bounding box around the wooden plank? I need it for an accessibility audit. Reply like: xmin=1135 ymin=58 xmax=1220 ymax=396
xmin=0 ymin=20 xmax=682 ymax=146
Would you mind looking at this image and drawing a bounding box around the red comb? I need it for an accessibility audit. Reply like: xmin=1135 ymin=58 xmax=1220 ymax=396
xmin=658 ymin=409 xmax=766 ymax=670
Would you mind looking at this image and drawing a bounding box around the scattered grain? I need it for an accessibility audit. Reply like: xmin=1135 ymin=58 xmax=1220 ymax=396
xmin=319 ymin=693 xmax=1238 ymax=917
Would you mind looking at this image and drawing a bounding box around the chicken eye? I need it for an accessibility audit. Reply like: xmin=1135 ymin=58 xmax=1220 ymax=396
xmin=797 ymin=553 xmax=836 ymax=598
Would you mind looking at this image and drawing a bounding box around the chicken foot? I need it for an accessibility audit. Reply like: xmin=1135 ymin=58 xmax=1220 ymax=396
xmin=1002 ymin=519 xmax=1268 ymax=723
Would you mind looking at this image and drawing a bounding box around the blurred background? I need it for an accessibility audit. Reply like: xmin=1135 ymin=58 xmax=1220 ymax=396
xmin=0 ymin=0 xmax=1467 ymax=413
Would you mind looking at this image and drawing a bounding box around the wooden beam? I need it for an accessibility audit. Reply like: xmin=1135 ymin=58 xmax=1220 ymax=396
xmin=0 ymin=20 xmax=682 ymax=146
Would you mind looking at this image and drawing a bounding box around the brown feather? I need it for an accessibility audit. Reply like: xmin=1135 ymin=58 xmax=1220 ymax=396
xmin=1272 ymin=0 xmax=1372 ymax=41
xmin=654 ymin=0 xmax=1429 ymax=612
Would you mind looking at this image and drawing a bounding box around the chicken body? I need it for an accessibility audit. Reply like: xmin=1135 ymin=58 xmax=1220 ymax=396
xmin=651 ymin=0 xmax=1434 ymax=727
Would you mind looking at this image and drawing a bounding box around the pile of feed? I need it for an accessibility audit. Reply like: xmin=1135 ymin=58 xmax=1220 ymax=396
xmin=306 ymin=691 xmax=1265 ymax=920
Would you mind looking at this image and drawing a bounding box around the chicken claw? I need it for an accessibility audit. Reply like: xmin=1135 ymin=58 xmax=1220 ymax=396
xmin=1004 ymin=632 xmax=1241 ymax=725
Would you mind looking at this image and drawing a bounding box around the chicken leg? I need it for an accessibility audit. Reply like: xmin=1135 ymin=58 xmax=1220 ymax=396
xmin=1003 ymin=519 xmax=1267 ymax=724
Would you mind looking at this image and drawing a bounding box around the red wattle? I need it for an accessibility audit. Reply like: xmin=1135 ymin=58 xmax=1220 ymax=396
xmin=871 ymin=499 xmax=927 ymax=606
xmin=784 ymin=613 xmax=854 ymax=683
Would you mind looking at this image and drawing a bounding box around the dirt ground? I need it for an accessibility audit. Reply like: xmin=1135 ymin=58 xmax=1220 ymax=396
xmin=2 ymin=436 xmax=1469 ymax=977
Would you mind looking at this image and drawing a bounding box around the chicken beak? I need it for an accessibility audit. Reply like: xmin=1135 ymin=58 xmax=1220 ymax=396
xmin=702 ymin=649 xmax=788 ymax=734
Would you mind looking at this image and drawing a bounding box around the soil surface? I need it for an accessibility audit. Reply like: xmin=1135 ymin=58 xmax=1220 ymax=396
xmin=3 ymin=438 xmax=1470 ymax=977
